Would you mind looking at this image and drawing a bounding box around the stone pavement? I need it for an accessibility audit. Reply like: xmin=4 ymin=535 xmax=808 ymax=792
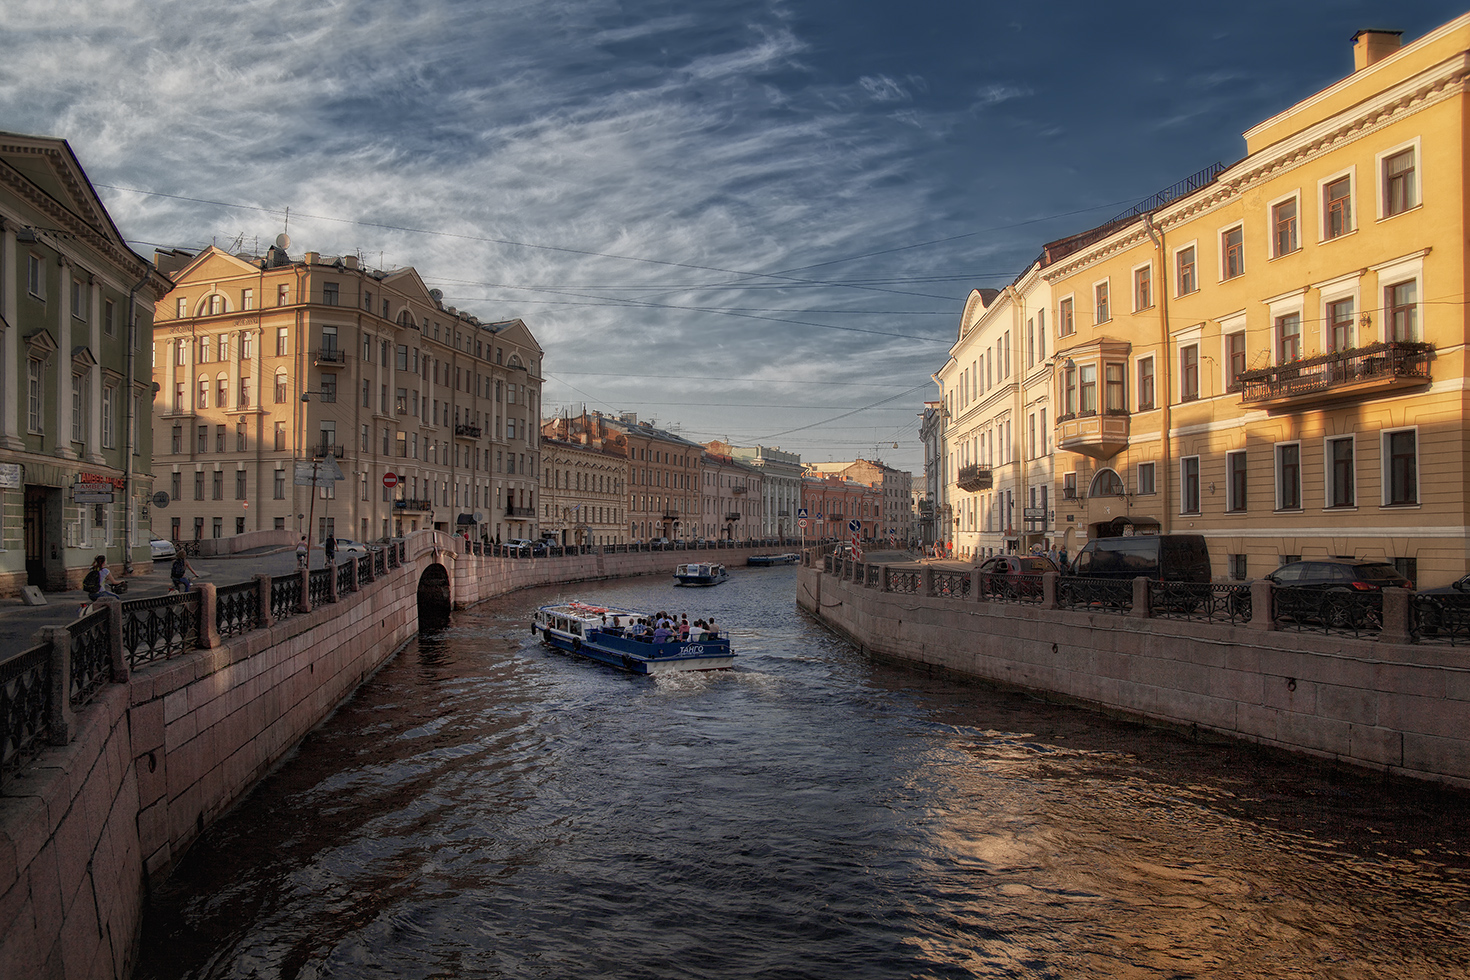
xmin=0 ymin=546 xmax=317 ymax=652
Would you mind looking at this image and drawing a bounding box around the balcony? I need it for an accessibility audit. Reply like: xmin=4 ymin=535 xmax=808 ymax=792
xmin=312 ymin=443 xmax=345 ymax=459
xmin=454 ymin=423 xmax=482 ymax=439
xmin=725 ymin=512 xmax=741 ymax=522
xmin=506 ymin=506 xmax=535 ymax=518
xmin=314 ymin=347 xmax=345 ymax=366
xmin=1237 ymin=342 xmax=1433 ymax=411
xmin=732 ymin=485 xmax=747 ymax=495
xmin=1056 ymin=410 xmax=1130 ymax=460
xmin=662 ymin=512 xmax=680 ymax=521
xmin=395 ymin=498 xmax=432 ymax=511
xmin=957 ymin=464 xmax=993 ymax=492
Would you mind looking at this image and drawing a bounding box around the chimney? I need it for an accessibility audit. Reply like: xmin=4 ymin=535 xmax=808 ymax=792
xmin=1353 ymin=29 xmax=1402 ymax=71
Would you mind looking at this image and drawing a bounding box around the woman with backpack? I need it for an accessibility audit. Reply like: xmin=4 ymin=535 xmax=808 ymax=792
xmin=82 ymin=555 xmax=113 ymax=602
xmin=171 ymin=551 xmax=199 ymax=592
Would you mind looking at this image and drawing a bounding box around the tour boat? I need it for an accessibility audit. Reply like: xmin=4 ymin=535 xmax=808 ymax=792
xmin=673 ymin=562 xmax=729 ymax=586
xmin=532 ymin=602 xmax=735 ymax=674
xmin=747 ymin=553 xmax=799 ymax=567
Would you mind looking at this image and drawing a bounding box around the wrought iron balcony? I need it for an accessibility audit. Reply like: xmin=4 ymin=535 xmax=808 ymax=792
xmin=725 ymin=512 xmax=741 ymax=522
xmin=314 ymin=347 xmax=345 ymax=365
xmin=454 ymin=423 xmax=481 ymax=439
xmin=732 ymin=485 xmax=747 ymax=494
xmin=957 ymin=464 xmax=993 ymax=492
xmin=506 ymin=505 xmax=535 ymax=517
xmin=395 ymin=497 xmax=432 ymax=511
xmin=1056 ymin=409 xmax=1130 ymax=460
xmin=312 ymin=443 xmax=345 ymax=459
xmin=1237 ymin=341 xmax=1433 ymax=410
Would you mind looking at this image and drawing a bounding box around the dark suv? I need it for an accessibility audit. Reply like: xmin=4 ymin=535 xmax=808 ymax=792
xmin=1265 ymin=559 xmax=1411 ymax=628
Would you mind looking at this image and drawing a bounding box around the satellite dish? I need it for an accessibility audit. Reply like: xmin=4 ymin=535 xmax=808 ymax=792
xmin=429 ymin=289 xmax=444 ymax=302
xmin=275 ymin=233 xmax=291 ymax=250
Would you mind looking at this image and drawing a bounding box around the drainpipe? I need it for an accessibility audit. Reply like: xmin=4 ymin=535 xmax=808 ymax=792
xmin=122 ymin=263 xmax=158 ymax=575
xmin=1004 ymin=285 xmax=1026 ymax=552
xmin=1142 ymin=213 xmax=1171 ymax=533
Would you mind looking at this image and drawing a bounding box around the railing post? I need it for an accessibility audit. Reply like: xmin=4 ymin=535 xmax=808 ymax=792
xmin=255 ymin=574 xmax=275 ymax=628
xmin=881 ymin=565 xmax=892 ymax=592
xmin=106 ymin=598 xmax=127 ymax=684
xmin=1131 ymin=576 xmax=1151 ymax=619
xmin=1379 ymin=587 xmax=1412 ymax=644
xmin=1043 ymin=571 xmax=1059 ymax=609
xmin=970 ymin=568 xmax=985 ymax=602
xmin=364 ymin=553 xmax=376 ymax=583
xmin=297 ymin=567 xmax=312 ymax=613
xmin=39 ymin=626 xmax=75 ymax=745
xmin=197 ymin=582 xmax=222 ymax=649
xmin=921 ymin=566 xmax=934 ymax=597
xmin=1249 ymin=579 xmax=1276 ymax=631
xmin=327 ymin=561 xmax=340 ymax=603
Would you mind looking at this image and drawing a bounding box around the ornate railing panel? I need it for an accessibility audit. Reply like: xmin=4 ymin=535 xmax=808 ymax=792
xmin=1056 ymin=576 xmax=1133 ymax=614
xmin=123 ymin=593 xmax=200 ymax=668
xmin=932 ymin=570 xmax=970 ymax=598
xmin=308 ymin=568 xmax=332 ymax=607
xmin=69 ymin=608 xmax=112 ymax=706
xmin=888 ymin=569 xmax=920 ymax=595
xmin=271 ymin=573 xmax=302 ymax=621
xmin=216 ymin=581 xmax=261 ymax=638
xmin=1 ymin=643 xmax=53 ymax=779
xmin=978 ymin=572 xmax=1045 ymax=605
xmin=336 ymin=559 xmax=355 ymax=594
xmin=823 ymin=555 xmax=834 ymax=573
xmin=358 ymin=554 xmax=372 ymax=583
xmin=1412 ymin=593 xmax=1470 ymax=645
xmin=1149 ymin=582 xmax=1253 ymax=625
xmin=865 ymin=564 xmax=880 ymax=588
xmin=374 ymin=549 xmax=386 ymax=576
xmin=1273 ymin=587 xmax=1382 ymax=637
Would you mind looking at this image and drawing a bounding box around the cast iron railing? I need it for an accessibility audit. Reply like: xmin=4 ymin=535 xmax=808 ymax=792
xmin=308 ymin=567 xmax=332 ymax=607
xmin=0 ymin=643 xmax=53 ymax=781
xmin=358 ymin=554 xmax=372 ymax=582
xmin=1149 ymin=582 xmax=1253 ymax=624
xmin=1056 ymin=576 xmax=1133 ymax=614
xmin=123 ymin=593 xmax=201 ymax=667
xmin=374 ymin=549 xmax=386 ymax=576
xmin=336 ymin=559 xmax=355 ymax=594
xmin=216 ymin=581 xmax=261 ymax=638
xmin=978 ymin=572 xmax=1045 ymax=605
xmin=1273 ymin=587 xmax=1382 ymax=637
xmin=1411 ymin=593 xmax=1470 ymax=645
xmin=69 ymin=608 xmax=112 ymax=707
xmin=1237 ymin=341 xmax=1433 ymax=405
xmin=932 ymin=570 xmax=970 ymax=598
xmin=271 ymin=573 xmax=302 ymax=620
xmin=888 ymin=569 xmax=920 ymax=594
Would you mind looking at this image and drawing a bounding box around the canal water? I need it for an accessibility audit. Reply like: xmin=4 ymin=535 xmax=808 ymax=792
xmin=137 ymin=566 xmax=1470 ymax=979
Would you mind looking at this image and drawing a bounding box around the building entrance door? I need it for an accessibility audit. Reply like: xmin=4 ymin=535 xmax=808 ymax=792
xmin=24 ymin=485 xmax=60 ymax=589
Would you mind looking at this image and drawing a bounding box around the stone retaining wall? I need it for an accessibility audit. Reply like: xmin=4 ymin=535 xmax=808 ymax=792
xmin=798 ymin=561 xmax=1470 ymax=788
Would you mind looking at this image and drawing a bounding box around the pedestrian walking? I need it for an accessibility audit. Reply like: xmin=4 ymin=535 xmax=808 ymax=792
xmin=296 ymin=536 xmax=308 ymax=569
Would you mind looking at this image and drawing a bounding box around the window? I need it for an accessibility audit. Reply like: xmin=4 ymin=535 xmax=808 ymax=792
xmin=1385 ymin=429 xmax=1417 ymax=505
xmin=1133 ymin=265 xmax=1152 ymax=311
xmin=277 ymin=284 xmax=289 ymax=306
xmin=71 ymin=278 xmax=88 ymax=320
xmin=1176 ymin=246 xmax=1197 ymax=295
xmin=1272 ymin=198 xmax=1299 ymax=256
xmin=197 ymin=425 xmax=208 ymax=453
xmin=1328 ymin=299 xmax=1354 ymax=351
xmin=1226 ymin=332 xmax=1246 ymax=390
xmin=1180 ymin=345 xmax=1199 ymax=402
xmin=1229 ymin=555 xmax=1248 ymax=581
xmin=199 ymin=336 xmax=211 ymax=363
xmin=102 ymin=385 xmax=116 ymax=449
xmin=171 ymin=425 xmax=182 ymax=454
xmin=1226 ymin=451 xmax=1247 ymax=512
xmin=212 ymin=470 xmax=224 ymax=500
xmin=1277 ymin=313 xmax=1302 ymax=362
xmin=216 ymin=424 xmax=226 ymax=453
xmin=1078 ymin=364 xmax=1097 ymax=414
xmin=1181 ymin=457 xmax=1200 ymax=514
xmin=276 ymin=327 xmax=289 ymax=356
xmin=1094 ymin=282 xmax=1109 ymax=323
xmin=208 ymin=294 xmax=223 ymax=316
xmin=104 ymin=299 xmax=116 ymax=336
xmin=27 ymin=359 xmax=42 ymax=433
xmin=1324 ymin=176 xmax=1352 ymax=239
xmin=396 ymin=345 xmax=409 ymax=371
xmin=176 ymin=297 xmax=187 ymax=318
xmin=1276 ymin=443 xmax=1301 ymax=510
xmin=236 ymin=469 xmax=247 ymax=500
xmin=171 ymin=472 xmax=181 ymax=500
xmin=1105 ymin=363 xmax=1125 ymax=413
xmin=216 ymin=375 xmax=227 ymax=409
xmin=194 ymin=471 xmax=204 ymax=500
xmin=242 ymin=288 xmax=254 ymax=311
xmin=1062 ymin=367 xmax=1076 ymax=416
xmin=1137 ymin=461 xmax=1155 ymax=495
xmin=323 ymin=281 xmax=339 ymax=305
xmin=1137 ymin=357 xmax=1154 ymax=411
xmin=1059 ymin=297 xmax=1074 ymax=337
xmin=1222 ymin=225 xmax=1244 ymax=280
xmin=27 ymin=254 xmax=44 ymax=298
xmin=1326 ymin=436 xmax=1354 ymax=507
xmin=320 ymin=374 xmax=337 ymax=403
xmin=70 ymin=374 xmax=84 ymax=444
xmin=275 ymin=372 xmax=287 ymax=404
xmin=241 ymin=333 xmax=252 ymax=359
xmin=197 ymin=378 xmax=209 ymax=410
xmin=274 ymin=421 xmax=286 ymax=452
xmin=239 ymin=377 xmax=250 ymax=408
xmin=1384 ymin=148 xmax=1417 ymax=216
xmin=1386 ymin=280 xmax=1418 ymax=341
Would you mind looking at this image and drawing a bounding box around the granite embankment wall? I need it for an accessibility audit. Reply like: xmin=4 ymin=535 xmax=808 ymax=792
xmin=798 ymin=562 xmax=1470 ymax=788
xmin=1 ymin=534 xmax=786 ymax=979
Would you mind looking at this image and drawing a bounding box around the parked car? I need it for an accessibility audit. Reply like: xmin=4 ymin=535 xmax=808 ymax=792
xmin=333 ymin=538 xmax=370 ymax=558
xmin=1065 ymin=534 xmax=1211 ymax=582
xmin=150 ymin=538 xmax=177 ymax=560
xmin=1414 ymin=573 xmax=1470 ymax=636
xmin=505 ymin=538 xmax=535 ymax=556
xmin=1265 ymin=558 xmax=1411 ymax=628
xmin=977 ymin=553 xmax=1059 ymax=599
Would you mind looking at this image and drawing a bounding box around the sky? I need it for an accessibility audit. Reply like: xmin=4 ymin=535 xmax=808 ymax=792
xmin=3 ymin=0 xmax=1465 ymax=478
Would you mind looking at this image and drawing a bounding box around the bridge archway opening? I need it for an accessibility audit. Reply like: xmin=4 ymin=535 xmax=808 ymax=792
xmin=417 ymin=562 xmax=452 ymax=630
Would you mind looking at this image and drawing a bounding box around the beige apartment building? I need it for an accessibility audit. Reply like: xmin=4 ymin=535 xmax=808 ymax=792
xmin=538 ymin=421 xmax=629 ymax=547
xmin=805 ymin=458 xmax=916 ymax=546
xmin=152 ymin=243 xmax=544 ymax=547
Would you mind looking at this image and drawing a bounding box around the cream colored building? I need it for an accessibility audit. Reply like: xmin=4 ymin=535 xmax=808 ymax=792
xmin=538 ymin=423 xmax=629 ymax=547
xmin=152 ymin=244 xmax=544 ymax=547
xmin=1033 ymin=20 xmax=1470 ymax=585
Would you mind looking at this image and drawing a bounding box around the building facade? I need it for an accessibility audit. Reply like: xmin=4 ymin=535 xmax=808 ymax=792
xmin=0 ymin=132 xmax=172 ymax=593
xmin=805 ymin=458 xmax=915 ymax=546
xmin=539 ymin=412 xmax=629 ymax=546
xmin=801 ymin=472 xmax=881 ymax=544
xmin=152 ymin=244 xmax=544 ymax=548
xmin=700 ymin=449 xmax=765 ymax=541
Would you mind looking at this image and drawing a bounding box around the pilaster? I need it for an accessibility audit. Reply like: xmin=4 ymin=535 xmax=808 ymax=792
xmin=0 ymin=217 xmax=22 ymax=450
xmin=55 ymin=256 xmax=74 ymax=459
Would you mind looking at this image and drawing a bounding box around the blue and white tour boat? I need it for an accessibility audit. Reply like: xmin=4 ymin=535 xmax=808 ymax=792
xmin=673 ymin=562 xmax=729 ymax=586
xmin=747 ymin=553 xmax=799 ymax=567
xmin=533 ymin=601 xmax=735 ymax=674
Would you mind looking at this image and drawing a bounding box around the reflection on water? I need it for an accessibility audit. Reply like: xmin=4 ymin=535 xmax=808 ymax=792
xmin=137 ymin=568 xmax=1470 ymax=979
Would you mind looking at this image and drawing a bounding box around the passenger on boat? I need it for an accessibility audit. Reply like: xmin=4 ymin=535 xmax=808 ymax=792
xmin=705 ymin=618 xmax=719 ymax=639
xmin=653 ymin=624 xmax=674 ymax=643
xmin=678 ymin=616 xmax=690 ymax=640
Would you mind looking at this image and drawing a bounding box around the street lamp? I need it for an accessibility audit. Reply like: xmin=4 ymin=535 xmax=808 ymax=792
xmin=299 ymin=390 xmax=332 ymax=568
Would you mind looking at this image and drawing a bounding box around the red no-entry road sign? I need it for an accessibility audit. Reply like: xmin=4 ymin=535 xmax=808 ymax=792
xmin=383 ymin=472 xmax=399 ymax=489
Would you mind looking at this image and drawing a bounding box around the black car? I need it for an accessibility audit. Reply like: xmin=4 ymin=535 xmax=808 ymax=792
xmin=977 ymin=554 xmax=1059 ymax=599
xmin=1265 ymin=559 xmax=1411 ymax=628
xmin=1411 ymin=573 xmax=1470 ymax=637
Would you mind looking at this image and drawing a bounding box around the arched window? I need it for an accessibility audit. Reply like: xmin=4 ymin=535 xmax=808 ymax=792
xmin=216 ymin=373 xmax=228 ymax=409
xmin=1089 ymin=468 xmax=1125 ymax=497
xmin=207 ymin=294 xmax=225 ymax=316
xmin=274 ymin=371 xmax=288 ymax=404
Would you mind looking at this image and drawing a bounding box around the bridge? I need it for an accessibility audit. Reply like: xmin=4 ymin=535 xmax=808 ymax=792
xmin=0 ymin=530 xmax=792 ymax=979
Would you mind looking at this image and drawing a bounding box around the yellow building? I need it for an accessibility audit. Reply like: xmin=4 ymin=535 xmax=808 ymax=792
xmin=152 ymin=242 xmax=544 ymax=547
xmin=1038 ymin=20 xmax=1470 ymax=585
